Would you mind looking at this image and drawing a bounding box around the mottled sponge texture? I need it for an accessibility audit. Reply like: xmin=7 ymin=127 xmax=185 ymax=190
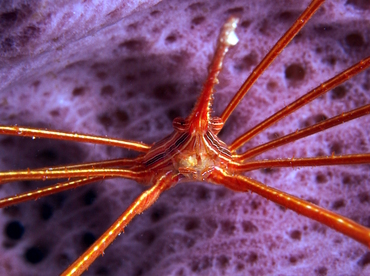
xmin=0 ymin=0 xmax=370 ymax=275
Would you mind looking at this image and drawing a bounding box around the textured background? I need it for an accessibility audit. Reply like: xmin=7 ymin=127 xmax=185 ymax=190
xmin=0 ymin=0 xmax=370 ymax=275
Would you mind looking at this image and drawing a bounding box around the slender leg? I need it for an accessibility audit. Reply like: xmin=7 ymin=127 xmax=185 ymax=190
xmin=232 ymin=154 xmax=370 ymax=172
xmin=0 ymin=177 xmax=104 ymax=208
xmin=220 ymin=0 xmax=325 ymax=124
xmin=230 ymin=56 xmax=370 ymax=151
xmin=0 ymin=157 xmax=141 ymax=207
xmin=235 ymin=103 xmax=370 ymax=161
xmin=0 ymin=167 xmax=144 ymax=183
xmin=0 ymin=157 xmax=141 ymax=184
xmin=209 ymin=168 xmax=370 ymax=248
xmin=61 ymin=172 xmax=179 ymax=276
xmin=0 ymin=125 xmax=150 ymax=152
xmin=37 ymin=157 xmax=140 ymax=170
xmin=187 ymin=16 xmax=238 ymax=132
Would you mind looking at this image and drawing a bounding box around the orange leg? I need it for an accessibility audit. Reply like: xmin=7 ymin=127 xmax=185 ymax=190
xmin=0 ymin=177 xmax=103 ymax=208
xmin=61 ymin=172 xmax=179 ymax=276
xmin=0 ymin=157 xmax=144 ymax=208
xmin=230 ymin=56 xmax=370 ymax=152
xmin=235 ymin=103 xmax=370 ymax=161
xmin=209 ymin=168 xmax=370 ymax=248
xmin=221 ymin=0 xmax=325 ymax=124
xmin=233 ymin=153 xmax=370 ymax=172
xmin=0 ymin=167 xmax=144 ymax=183
xmin=187 ymin=16 xmax=238 ymax=132
xmin=36 ymin=157 xmax=140 ymax=170
xmin=0 ymin=125 xmax=150 ymax=152
xmin=0 ymin=157 xmax=140 ymax=184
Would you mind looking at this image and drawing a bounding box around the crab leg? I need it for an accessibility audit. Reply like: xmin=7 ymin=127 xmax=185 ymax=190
xmin=0 ymin=167 xmax=144 ymax=183
xmin=233 ymin=153 xmax=370 ymax=172
xmin=221 ymin=0 xmax=325 ymax=124
xmin=61 ymin=172 xmax=179 ymax=276
xmin=230 ymin=56 xmax=370 ymax=152
xmin=209 ymin=168 xmax=370 ymax=248
xmin=0 ymin=177 xmax=105 ymax=208
xmin=235 ymin=103 xmax=370 ymax=161
xmin=0 ymin=125 xmax=150 ymax=152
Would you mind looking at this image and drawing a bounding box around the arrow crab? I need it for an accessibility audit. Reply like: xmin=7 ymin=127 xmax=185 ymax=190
xmin=0 ymin=0 xmax=369 ymax=275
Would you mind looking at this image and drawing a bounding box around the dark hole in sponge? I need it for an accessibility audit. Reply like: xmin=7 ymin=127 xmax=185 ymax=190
xmin=153 ymin=83 xmax=177 ymax=100
xmin=331 ymin=85 xmax=347 ymax=99
xmin=332 ymin=199 xmax=345 ymax=210
xmin=82 ymin=232 xmax=96 ymax=249
xmin=242 ymin=220 xmax=258 ymax=233
xmin=100 ymin=85 xmax=114 ymax=96
xmin=185 ymin=217 xmax=200 ymax=231
xmin=221 ymin=220 xmax=236 ymax=235
xmin=96 ymin=266 xmax=110 ymax=275
xmin=315 ymin=266 xmax=328 ymax=276
xmin=150 ymin=204 xmax=168 ymax=222
xmin=115 ymin=109 xmax=129 ymax=123
xmin=0 ymin=11 xmax=18 ymax=28
xmin=5 ymin=220 xmax=24 ymax=240
xmin=98 ymin=113 xmax=113 ymax=128
xmin=24 ymin=246 xmax=47 ymax=264
xmin=234 ymin=52 xmax=258 ymax=72
xmin=191 ymin=16 xmax=205 ymax=26
xmin=196 ymin=186 xmax=211 ymax=201
xmin=316 ymin=173 xmax=327 ymax=184
xmin=247 ymin=251 xmax=258 ymax=263
xmin=83 ymin=189 xmax=97 ymax=206
xmin=165 ymin=34 xmax=177 ymax=43
xmin=40 ymin=203 xmax=53 ymax=220
xmin=72 ymin=87 xmax=85 ymax=96
xmin=279 ymin=11 xmax=294 ymax=21
xmin=226 ymin=7 xmax=244 ymax=14
xmin=345 ymin=33 xmax=365 ymax=48
xmin=1 ymin=37 xmax=15 ymax=52
xmin=216 ymin=255 xmax=230 ymax=268
xmin=36 ymin=148 xmax=58 ymax=162
xmin=119 ymin=39 xmax=146 ymax=51
xmin=285 ymin=63 xmax=305 ymax=81
xmin=290 ymin=230 xmax=301 ymax=240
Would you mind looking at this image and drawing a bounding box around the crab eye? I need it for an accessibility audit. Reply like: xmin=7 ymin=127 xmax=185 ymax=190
xmin=172 ymin=117 xmax=188 ymax=131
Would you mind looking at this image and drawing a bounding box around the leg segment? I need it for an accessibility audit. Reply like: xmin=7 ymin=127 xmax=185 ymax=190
xmin=0 ymin=125 xmax=150 ymax=152
xmin=187 ymin=16 xmax=238 ymax=133
xmin=39 ymin=157 xmax=140 ymax=170
xmin=221 ymin=0 xmax=325 ymax=125
xmin=61 ymin=172 xmax=180 ymax=276
xmin=0 ymin=157 xmax=141 ymax=184
xmin=230 ymin=56 xmax=370 ymax=151
xmin=0 ymin=177 xmax=104 ymax=208
xmin=235 ymin=103 xmax=370 ymax=161
xmin=233 ymin=153 xmax=370 ymax=172
xmin=209 ymin=168 xmax=370 ymax=248
xmin=0 ymin=157 xmax=145 ymax=208
xmin=17 ymin=157 xmax=141 ymax=175
xmin=0 ymin=167 xmax=144 ymax=183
